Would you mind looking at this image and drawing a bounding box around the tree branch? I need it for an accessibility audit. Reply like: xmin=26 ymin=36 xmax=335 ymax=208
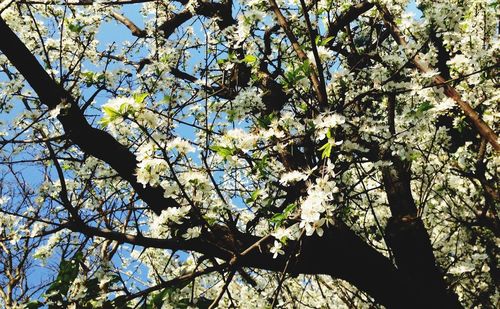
xmin=110 ymin=11 xmax=147 ymax=38
xmin=327 ymin=1 xmax=375 ymax=39
xmin=158 ymin=0 xmax=235 ymax=39
xmin=64 ymin=217 xmax=423 ymax=309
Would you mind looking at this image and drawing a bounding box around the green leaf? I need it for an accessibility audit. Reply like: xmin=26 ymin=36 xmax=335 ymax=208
xmin=45 ymin=251 xmax=83 ymax=307
xmin=192 ymin=297 xmax=213 ymax=309
xmin=300 ymin=60 xmax=312 ymax=76
xmin=210 ymin=145 xmax=235 ymax=159
xmin=271 ymin=203 xmax=297 ymax=227
xmin=284 ymin=203 xmax=297 ymax=214
xmin=83 ymin=275 xmax=118 ymax=302
xmin=102 ymin=106 xmax=120 ymax=117
xmin=284 ymin=61 xmax=314 ymax=87
xmin=318 ymin=141 xmax=332 ymax=159
xmin=133 ymin=93 xmax=148 ymax=104
xmin=326 ymin=128 xmax=332 ymax=139
xmin=227 ymin=109 xmax=237 ymax=122
xmin=81 ymin=71 xmax=95 ymax=86
xmin=168 ymin=297 xmax=213 ymax=309
xmin=270 ymin=213 xmax=285 ymax=225
xmin=243 ymin=54 xmax=257 ymax=64
xmin=315 ymin=35 xmax=335 ymax=46
xmin=257 ymin=113 xmax=275 ymax=128
xmin=228 ymin=51 xmax=237 ymax=61
xmin=160 ymin=54 xmax=170 ymax=64
xmin=251 ymin=189 xmax=262 ymax=201
xmin=254 ymin=155 xmax=269 ymax=178
xmin=68 ymin=23 xmax=85 ymax=33
xmin=417 ymin=101 xmax=434 ymax=113
xmin=24 ymin=301 xmax=43 ymax=309
xmin=146 ymin=280 xmax=193 ymax=309
xmin=315 ymin=35 xmax=321 ymax=46
xmin=100 ymin=105 xmax=123 ymax=126
xmin=320 ymin=36 xmax=335 ymax=46
xmin=246 ymin=189 xmax=262 ymax=204
xmin=81 ymin=71 xmax=94 ymax=79
xmin=162 ymin=95 xmax=172 ymax=103
xmin=147 ymin=288 xmax=171 ymax=309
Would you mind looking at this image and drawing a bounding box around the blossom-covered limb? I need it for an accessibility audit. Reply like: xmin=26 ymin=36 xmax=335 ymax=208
xmin=377 ymin=4 xmax=499 ymax=151
xmin=0 ymin=16 xmax=179 ymax=214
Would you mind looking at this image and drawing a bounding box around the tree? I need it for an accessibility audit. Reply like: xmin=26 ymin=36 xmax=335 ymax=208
xmin=0 ymin=0 xmax=498 ymax=307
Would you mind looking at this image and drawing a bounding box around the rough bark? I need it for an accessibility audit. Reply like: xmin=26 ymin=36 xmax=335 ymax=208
xmin=382 ymin=158 xmax=462 ymax=308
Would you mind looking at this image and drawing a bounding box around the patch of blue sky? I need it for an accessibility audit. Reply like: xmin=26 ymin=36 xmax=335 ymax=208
xmin=406 ymin=0 xmax=423 ymax=20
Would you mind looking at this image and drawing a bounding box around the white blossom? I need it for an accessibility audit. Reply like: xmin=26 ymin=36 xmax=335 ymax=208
xmin=270 ymin=241 xmax=285 ymax=259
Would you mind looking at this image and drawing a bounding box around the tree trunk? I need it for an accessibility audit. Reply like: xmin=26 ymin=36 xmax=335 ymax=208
xmin=382 ymin=159 xmax=462 ymax=308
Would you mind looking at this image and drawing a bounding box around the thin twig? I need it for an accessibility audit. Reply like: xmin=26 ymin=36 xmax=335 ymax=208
xmin=208 ymin=269 xmax=236 ymax=309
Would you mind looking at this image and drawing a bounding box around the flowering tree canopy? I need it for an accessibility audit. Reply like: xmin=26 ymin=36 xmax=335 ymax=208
xmin=0 ymin=0 xmax=498 ymax=308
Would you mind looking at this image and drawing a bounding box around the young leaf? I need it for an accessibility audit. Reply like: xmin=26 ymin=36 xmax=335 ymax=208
xmin=321 ymin=36 xmax=335 ymax=46
xmin=319 ymin=141 xmax=332 ymax=159
xmin=315 ymin=35 xmax=321 ymax=46
xmin=67 ymin=23 xmax=85 ymax=33
xmin=210 ymin=145 xmax=235 ymax=159
xmin=243 ymin=54 xmax=257 ymax=63
xmin=133 ymin=92 xmax=148 ymax=104
xmin=45 ymin=251 xmax=83 ymax=307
